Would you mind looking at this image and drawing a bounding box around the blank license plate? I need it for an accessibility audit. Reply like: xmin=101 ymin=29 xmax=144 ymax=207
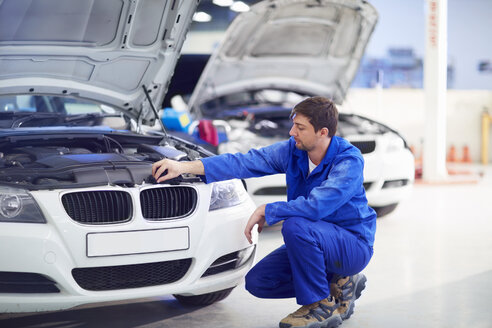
xmin=87 ymin=227 xmax=189 ymax=257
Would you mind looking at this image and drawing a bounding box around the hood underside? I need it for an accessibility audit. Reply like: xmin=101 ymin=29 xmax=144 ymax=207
xmin=0 ymin=0 xmax=198 ymax=123
xmin=188 ymin=0 xmax=378 ymax=111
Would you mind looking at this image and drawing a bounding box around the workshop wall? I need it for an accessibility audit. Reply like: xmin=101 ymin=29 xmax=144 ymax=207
xmin=340 ymin=88 xmax=492 ymax=163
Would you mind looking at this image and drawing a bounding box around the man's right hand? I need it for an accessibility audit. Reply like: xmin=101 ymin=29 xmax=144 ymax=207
xmin=152 ymin=159 xmax=205 ymax=183
xmin=152 ymin=159 xmax=183 ymax=183
xmin=244 ymin=204 xmax=266 ymax=244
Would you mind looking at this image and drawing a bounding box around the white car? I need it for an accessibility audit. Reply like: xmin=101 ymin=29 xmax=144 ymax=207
xmin=186 ymin=0 xmax=415 ymax=217
xmin=0 ymin=0 xmax=257 ymax=313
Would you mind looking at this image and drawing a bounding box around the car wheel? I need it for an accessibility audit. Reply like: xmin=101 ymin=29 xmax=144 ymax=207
xmin=173 ymin=287 xmax=235 ymax=306
xmin=373 ymin=203 xmax=398 ymax=218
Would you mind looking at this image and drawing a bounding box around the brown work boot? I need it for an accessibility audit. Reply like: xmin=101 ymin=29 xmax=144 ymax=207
xmin=330 ymin=273 xmax=367 ymax=320
xmin=279 ymin=296 xmax=342 ymax=328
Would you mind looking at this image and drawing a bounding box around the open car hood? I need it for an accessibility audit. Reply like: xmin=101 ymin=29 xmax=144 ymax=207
xmin=0 ymin=0 xmax=198 ymax=124
xmin=188 ymin=0 xmax=378 ymax=112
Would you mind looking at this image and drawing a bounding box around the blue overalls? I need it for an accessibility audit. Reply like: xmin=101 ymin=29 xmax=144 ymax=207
xmin=200 ymin=136 xmax=376 ymax=305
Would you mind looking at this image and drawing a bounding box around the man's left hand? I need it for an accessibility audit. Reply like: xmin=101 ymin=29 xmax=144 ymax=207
xmin=244 ymin=204 xmax=267 ymax=244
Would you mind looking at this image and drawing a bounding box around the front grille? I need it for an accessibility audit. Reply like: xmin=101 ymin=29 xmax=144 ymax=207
xmin=62 ymin=191 xmax=132 ymax=224
xmin=140 ymin=187 xmax=197 ymax=220
xmin=363 ymin=182 xmax=373 ymax=190
xmin=202 ymin=251 xmax=239 ymax=277
xmin=0 ymin=271 xmax=59 ymax=293
xmin=350 ymin=141 xmax=376 ymax=154
xmin=72 ymin=259 xmax=192 ymax=291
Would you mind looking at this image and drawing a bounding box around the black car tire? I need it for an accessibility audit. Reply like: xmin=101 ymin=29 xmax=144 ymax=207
xmin=173 ymin=287 xmax=235 ymax=306
xmin=373 ymin=203 xmax=398 ymax=218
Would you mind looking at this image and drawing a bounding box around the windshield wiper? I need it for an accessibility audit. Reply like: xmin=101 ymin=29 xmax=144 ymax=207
xmin=9 ymin=112 xmax=126 ymax=128
xmin=10 ymin=113 xmax=64 ymax=128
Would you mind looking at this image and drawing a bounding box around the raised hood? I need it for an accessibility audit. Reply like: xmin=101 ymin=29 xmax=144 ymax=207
xmin=0 ymin=0 xmax=198 ymax=124
xmin=188 ymin=0 xmax=378 ymax=112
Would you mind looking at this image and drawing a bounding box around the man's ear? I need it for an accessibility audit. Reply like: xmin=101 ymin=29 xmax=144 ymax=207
xmin=319 ymin=127 xmax=329 ymax=137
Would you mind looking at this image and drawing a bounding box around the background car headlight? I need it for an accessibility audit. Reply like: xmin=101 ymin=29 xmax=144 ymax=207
xmin=0 ymin=187 xmax=46 ymax=223
xmin=385 ymin=133 xmax=405 ymax=152
xmin=209 ymin=180 xmax=247 ymax=211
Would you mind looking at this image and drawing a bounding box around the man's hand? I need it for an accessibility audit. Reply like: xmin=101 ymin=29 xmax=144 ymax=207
xmin=244 ymin=204 xmax=267 ymax=244
xmin=152 ymin=159 xmax=205 ymax=183
xmin=152 ymin=159 xmax=183 ymax=182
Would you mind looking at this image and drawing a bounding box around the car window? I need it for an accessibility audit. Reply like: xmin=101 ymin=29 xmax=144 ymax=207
xmin=0 ymin=95 xmax=128 ymax=129
xmin=0 ymin=95 xmax=107 ymax=114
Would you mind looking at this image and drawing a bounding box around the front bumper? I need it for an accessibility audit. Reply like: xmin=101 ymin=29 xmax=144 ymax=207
xmin=362 ymin=146 xmax=415 ymax=207
xmin=0 ymin=183 xmax=257 ymax=313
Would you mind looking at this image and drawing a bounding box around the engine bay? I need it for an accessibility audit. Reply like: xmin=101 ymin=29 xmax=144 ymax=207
xmin=0 ymin=132 xmax=206 ymax=190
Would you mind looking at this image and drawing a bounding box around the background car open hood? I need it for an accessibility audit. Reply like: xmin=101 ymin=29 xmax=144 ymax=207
xmin=0 ymin=0 xmax=198 ymax=124
xmin=188 ymin=0 xmax=378 ymax=112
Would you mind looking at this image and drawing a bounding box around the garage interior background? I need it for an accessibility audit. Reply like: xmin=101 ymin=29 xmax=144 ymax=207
xmin=182 ymin=0 xmax=492 ymax=163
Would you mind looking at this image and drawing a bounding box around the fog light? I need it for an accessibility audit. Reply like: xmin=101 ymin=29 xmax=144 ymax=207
xmin=236 ymin=245 xmax=256 ymax=268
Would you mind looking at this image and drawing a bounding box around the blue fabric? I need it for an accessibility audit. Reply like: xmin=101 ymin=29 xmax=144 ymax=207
xmin=245 ymin=218 xmax=373 ymax=305
xmin=200 ymin=136 xmax=377 ymax=246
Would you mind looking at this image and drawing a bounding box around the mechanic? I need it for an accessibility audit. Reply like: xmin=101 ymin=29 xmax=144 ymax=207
xmin=152 ymin=96 xmax=376 ymax=328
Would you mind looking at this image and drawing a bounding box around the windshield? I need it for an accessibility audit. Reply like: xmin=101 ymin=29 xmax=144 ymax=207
xmin=200 ymin=89 xmax=306 ymax=119
xmin=337 ymin=114 xmax=390 ymax=136
xmin=0 ymin=95 xmax=129 ymax=129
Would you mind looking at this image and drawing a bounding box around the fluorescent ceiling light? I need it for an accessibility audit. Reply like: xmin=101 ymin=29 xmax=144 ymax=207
xmin=193 ymin=11 xmax=212 ymax=22
xmin=213 ymin=0 xmax=233 ymax=6
xmin=230 ymin=1 xmax=250 ymax=12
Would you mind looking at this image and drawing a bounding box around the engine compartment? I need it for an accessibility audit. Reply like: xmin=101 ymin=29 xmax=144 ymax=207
xmin=0 ymin=132 xmax=206 ymax=190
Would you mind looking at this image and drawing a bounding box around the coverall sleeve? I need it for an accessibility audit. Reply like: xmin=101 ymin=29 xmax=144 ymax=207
xmin=199 ymin=140 xmax=290 ymax=183
xmin=264 ymin=156 xmax=364 ymax=226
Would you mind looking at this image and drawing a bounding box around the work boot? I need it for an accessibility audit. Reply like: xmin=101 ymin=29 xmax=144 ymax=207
xmin=330 ymin=273 xmax=367 ymax=320
xmin=279 ymin=296 xmax=342 ymax=328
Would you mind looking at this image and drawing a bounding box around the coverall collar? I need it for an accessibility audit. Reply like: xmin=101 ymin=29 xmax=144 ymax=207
xmin=292 ymin=136 xmax=339 ymax=177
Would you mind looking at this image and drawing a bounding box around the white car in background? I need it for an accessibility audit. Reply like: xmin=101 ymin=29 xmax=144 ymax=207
xmin=0 ymin=0 xmax=257 ymax=313
xmin=186 ymin=0 xmax=415 ymax=217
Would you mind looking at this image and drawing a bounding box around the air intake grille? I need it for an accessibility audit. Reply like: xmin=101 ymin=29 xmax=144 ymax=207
xmin=0 ymin=271 xmax=59 ymax=293
xmin=350 ymin=141 xmax=376 ymax=154
xmin=72 ymin=259 xmax=192 ymax=291
xmin=382 ymin=179 xmax=409 ymax=189
xmin=140 ymin=187 xmax=197 ymax=220
xmin=253 ymin=186 xmax=287 ymax=196
xmin=62 ymin=191 xmax=132 ymax=224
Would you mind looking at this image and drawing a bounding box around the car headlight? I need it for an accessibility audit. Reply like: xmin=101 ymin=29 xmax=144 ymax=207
xmin=385 ymin=133 xmax=405 ymax=153
xmin=0 ymin=187 xmax=46 ymax=223
xmin=209 ymin=180 xmax=246 ymax=211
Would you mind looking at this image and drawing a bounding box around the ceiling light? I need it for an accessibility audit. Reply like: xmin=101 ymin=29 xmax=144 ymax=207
xmin=230 ymin=1 xmax=250 ymax=12
xmin=193 ymin=11 xmax=212 ymax=22
xmin=213 ymin=0 xmax=233 ymax=6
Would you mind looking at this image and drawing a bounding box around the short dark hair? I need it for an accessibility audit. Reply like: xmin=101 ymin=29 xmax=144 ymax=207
xmin=290 ymin=96 xmax=338 ymax=137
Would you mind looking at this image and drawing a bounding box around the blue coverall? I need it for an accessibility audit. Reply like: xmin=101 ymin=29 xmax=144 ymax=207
xmin=200 ymin=136 xmax=377 ymax=305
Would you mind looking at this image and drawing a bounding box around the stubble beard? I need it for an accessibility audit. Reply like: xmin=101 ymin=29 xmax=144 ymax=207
xmin=294 ymin=140 xmax=315 ymax=152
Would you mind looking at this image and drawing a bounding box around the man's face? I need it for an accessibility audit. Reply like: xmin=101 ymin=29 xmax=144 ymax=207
xmin=289 ymin=113 xmax=326 ymax=151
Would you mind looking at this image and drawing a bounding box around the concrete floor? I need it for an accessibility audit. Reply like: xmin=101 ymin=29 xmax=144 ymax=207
xmin=2 ymin=164 xmax=492 ymax=328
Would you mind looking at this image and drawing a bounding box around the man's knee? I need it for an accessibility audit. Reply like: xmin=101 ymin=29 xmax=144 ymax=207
xmin=244 ymin=265 xmax=261 ymax=296
xmin=282 ymin=218 xmax=341 ymax=247
xmin=281 ymin=217 xmax=312 ymax=242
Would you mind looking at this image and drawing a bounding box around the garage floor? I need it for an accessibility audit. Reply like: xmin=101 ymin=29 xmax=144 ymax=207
xmin=2 ymin=164 xmax=492 ymax=328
